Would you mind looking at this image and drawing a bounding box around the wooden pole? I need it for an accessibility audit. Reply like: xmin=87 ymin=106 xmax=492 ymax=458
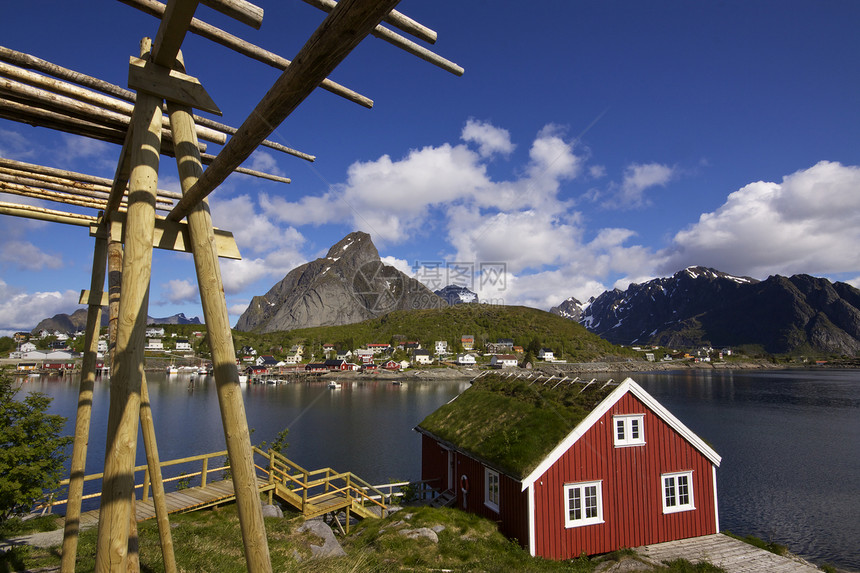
xmin=114 ymin=0 xmax=373 ymax=108
xmin=94 ymin=83 xmax=162 ymax=573
xmin=60 ymin=232 xmax=107 ymax=573
xmin=0 ymin=66 xmax=227 ymax=144
xmin=169 ymin=0 xmax=403 ymax=221
xmin=0 ymin=47 xmax=314 ymax=160
xmin=299 ymin=0 xmax=462 ymax=76
xmin=200 ymin=0 xmax=264 ymax=29
xmin=0 ymin=156 xmax=183 ymax=200
xmin=301 ymin=0 xmax=437 ymax=44
xmin=138 ymin=375 xmax=178 ymax=573
xmin=0 ymin=200 xmax=98 ymax=226
xmin=167 ymin=96 xmax=272 ymax=572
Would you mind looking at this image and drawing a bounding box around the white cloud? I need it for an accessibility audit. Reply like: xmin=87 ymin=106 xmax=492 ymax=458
xmin=160 ymin=279 xmax=198 ymax=304
xmin=0 ymin=241 xmax=63 ymax=271
xmin=220 ymin=258 xmax=271 ymax=294
xmin=0 ymin=279 xmax=81 ymax=331
xmin=660 ymin=161 xmax=860 ymax=277
xmin=461 ymin=119 xmax=514 ymax=158
xmin=246 ymin=150 xmax=287 ymax=177
xmin=380 ymin=256 xmax=414 ymax=276
xmin=210 ymin=194 xmax=306 ymax=255
xmin=602 ymin=162 xmax=677 ymax=209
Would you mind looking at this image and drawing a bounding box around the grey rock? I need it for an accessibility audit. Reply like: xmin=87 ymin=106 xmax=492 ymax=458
xmin=297 ymin=519 xmax=346 ymax=558
xmin=261 ymin=504 xmax=282 ymax=518
xmin=398 ymin=527 xmax=439 ymax=543
xmin=236 ymin=232 xmax=446 ymax=333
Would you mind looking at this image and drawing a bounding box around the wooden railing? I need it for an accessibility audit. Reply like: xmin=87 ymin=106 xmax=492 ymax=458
xmin=43 ymin=450 xmax=230 ymax=513
xmin=41 ymin=448 xmax=428 ymax=521
xmin=250 ymin=447 xmax=390 ymax=518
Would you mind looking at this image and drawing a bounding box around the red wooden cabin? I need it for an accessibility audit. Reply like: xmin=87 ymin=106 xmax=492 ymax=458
xmin=416 ymin=375 xmax=721 ymax=559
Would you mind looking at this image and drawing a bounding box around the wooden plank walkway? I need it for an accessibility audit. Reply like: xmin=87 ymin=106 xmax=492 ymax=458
xmin=636 ymin=534 xmax=822 ymax=573
xmin=79 ymin=479 xmax=240 ymax=526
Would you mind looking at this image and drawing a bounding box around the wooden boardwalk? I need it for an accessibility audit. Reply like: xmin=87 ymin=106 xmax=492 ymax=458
xmin=60 ymin=448 xmax=391 ymax=531
xmin=636 ymin=533 xmax=822 ymax=573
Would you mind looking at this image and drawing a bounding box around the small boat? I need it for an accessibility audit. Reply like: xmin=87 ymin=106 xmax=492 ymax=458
xmin=166 ymin=364 xmax=179 ymax=375
xmin=328 ymin=381 xmax=341 ymax=389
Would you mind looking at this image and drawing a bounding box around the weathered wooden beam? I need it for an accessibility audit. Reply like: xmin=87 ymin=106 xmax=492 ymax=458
xmin=200 ymin=0 xmax=263 ymax=29
xmin=0 ymin=61 xmax=225 ymax=144
xmin=197 ymin=152 xmax=291 ymax=184
xmin=128 ymin=56 xmax=220 ymax=115
xmin=79 ymin=289 xmax=110 ymax=306
xmin=303 ymin=0 xmax=436 ymax=44
xmin=115 ymin=0 xmax=373 ymax=108
xmin=94 ymin=86 xmax=162 ymax=573
xmin=300 ymin=0 xmax=462 ymax=75
xmin=151 ymin=0 xmax=201 ymax=69
xmin=61 ymin=235 xmax=108 ymax=573
xmin=0 ymin=95 xmax=208 ymax=153
xmin=91 ymin=213 xmax=242 ymax=259
xmin=0 ymin=171 xmax=174 ymax=207
xmin=167 ymin=91 xmax=271 ymax=572
xmin=0 ymin=47 xmax=313 ymax=160
xmin=169 ymin=0 xmax=402 ymax=220
xmin=0 ymin=200 xmax=98 ymax=226
xmin=0 ymin=180 xmax=112 ymax=210
xmin=0 ymin=159 xmax=183 ymax=200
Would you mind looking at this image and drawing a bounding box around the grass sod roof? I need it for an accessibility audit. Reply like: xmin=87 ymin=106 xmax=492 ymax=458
xmin=417 ymin=374 xmax=619 ymax=479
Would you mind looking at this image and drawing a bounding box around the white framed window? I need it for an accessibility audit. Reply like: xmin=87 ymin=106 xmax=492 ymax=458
xmin=485 ymin=468 xmax=500 ymax=512
xmin=564 ymin=481 xmax=603 ymax=528
xmin=614 ymin=414 xmax=645 ymax=446
xmin=662 ymin=471 xmax=695 ymax=513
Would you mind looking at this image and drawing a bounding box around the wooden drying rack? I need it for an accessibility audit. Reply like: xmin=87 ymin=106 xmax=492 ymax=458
xmin=0 ymin=1 xmax=462 ymax=571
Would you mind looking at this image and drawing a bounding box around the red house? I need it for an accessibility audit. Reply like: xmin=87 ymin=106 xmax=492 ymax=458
xmin=381 ymin=360 xmax=401 ymax=371
xmin=416 ymin=374 xmax=721 ymax=560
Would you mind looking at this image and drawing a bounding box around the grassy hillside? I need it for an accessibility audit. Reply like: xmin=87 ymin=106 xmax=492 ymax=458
xmin=232 ymin=304 xmax=635 ymax=362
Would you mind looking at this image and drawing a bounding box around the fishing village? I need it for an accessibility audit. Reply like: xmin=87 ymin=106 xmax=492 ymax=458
xmin=1 ymin=1 xmax=859 ymax=573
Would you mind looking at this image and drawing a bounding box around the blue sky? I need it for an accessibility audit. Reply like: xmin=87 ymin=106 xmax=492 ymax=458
xmin=2 ymin=1 xmax=860 ymax=334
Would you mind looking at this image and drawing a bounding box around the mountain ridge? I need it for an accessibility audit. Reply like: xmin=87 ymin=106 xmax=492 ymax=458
xmin=558 ymin=266 xmax=860 ymax=355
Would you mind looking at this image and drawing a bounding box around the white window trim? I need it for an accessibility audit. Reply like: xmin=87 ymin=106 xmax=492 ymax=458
xmin=662 ymin=471 xmax=695 ymax=514
xmin=614 ymin=414 xmax=645 ymax=447
xmin=484 ymin=468 xmax=500 ymax=512
xmin=563 ymin=480 xmax=604 ymax=528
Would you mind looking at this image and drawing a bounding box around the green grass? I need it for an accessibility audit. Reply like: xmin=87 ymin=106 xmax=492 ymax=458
xmin=1 ymin=504 xmax=728 ymax=573
xmin=418 ymin=374 xmax=617 ymax=477
xmin=231 ymin=304 xmax=638 ymax=363
xmin=724 ymin=531 xmax=787 ymax=556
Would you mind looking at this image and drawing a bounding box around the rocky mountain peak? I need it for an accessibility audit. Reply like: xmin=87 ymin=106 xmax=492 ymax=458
xmin=235 ymin=232 xmax=446 ymax=333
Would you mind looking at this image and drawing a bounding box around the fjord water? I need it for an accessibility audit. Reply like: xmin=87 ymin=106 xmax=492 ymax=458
xmin=17 ymin=369 xmax=860 ymax=570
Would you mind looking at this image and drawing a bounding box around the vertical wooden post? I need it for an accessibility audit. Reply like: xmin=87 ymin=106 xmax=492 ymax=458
xmin=201 ymin=457 xmax=208 ymax=487
xmin=143 ymin=469 xmax=151 ymax=502
xmin=107 ymin=238 xmax=123 ymax=370
xmin=94 ymin=84 xmax=162 ymax=573
xmin=61 ymin=233 xmax=107 ymax=573
xmin=166 ymin=96 xmax=272 ymax=572
xmin=139 ymin=375 xmax=177 ymax=573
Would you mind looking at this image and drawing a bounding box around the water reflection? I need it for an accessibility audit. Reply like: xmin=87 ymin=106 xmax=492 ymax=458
xmin=15 ymin=369 xmax=860 ymax=570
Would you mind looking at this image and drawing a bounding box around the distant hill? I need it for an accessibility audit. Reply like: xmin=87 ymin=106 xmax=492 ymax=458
xmin=31 ymin=310 xmax=200 ymax=334
xmin=235 ymin=232 xmax=447 ymax=333
xmin=550 ymin=296 xmax=584 ymax=322
xmin=556 ymin=266 xmax=860 ymax=355
xmin=261 ymin=304 xmax=636 ymax=363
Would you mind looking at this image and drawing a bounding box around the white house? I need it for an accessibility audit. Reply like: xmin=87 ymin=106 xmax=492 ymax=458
xmin=145 ymin=339 xmax=164 ymax=351
xmin=435 ymin=340 xmax=449 ymax=355
xmin=20 ymin=342 xmax=36 ymax=353
xmin=456 ymin=353 xmax=476 ymax=366
xmin=538 ymin=348 xmax=554 ymax=361
xmin=412 ymin=349 xmax=433 ymax=365
xmin=175 ymin=339 xmax=192 ymax=352
xmin=490 ymin=354 xmax=518 ymax=368
xmin=97 ymin=340 xmax=108 ymax=354
xmin=283 ymin=353 xmax=301 ymax=365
